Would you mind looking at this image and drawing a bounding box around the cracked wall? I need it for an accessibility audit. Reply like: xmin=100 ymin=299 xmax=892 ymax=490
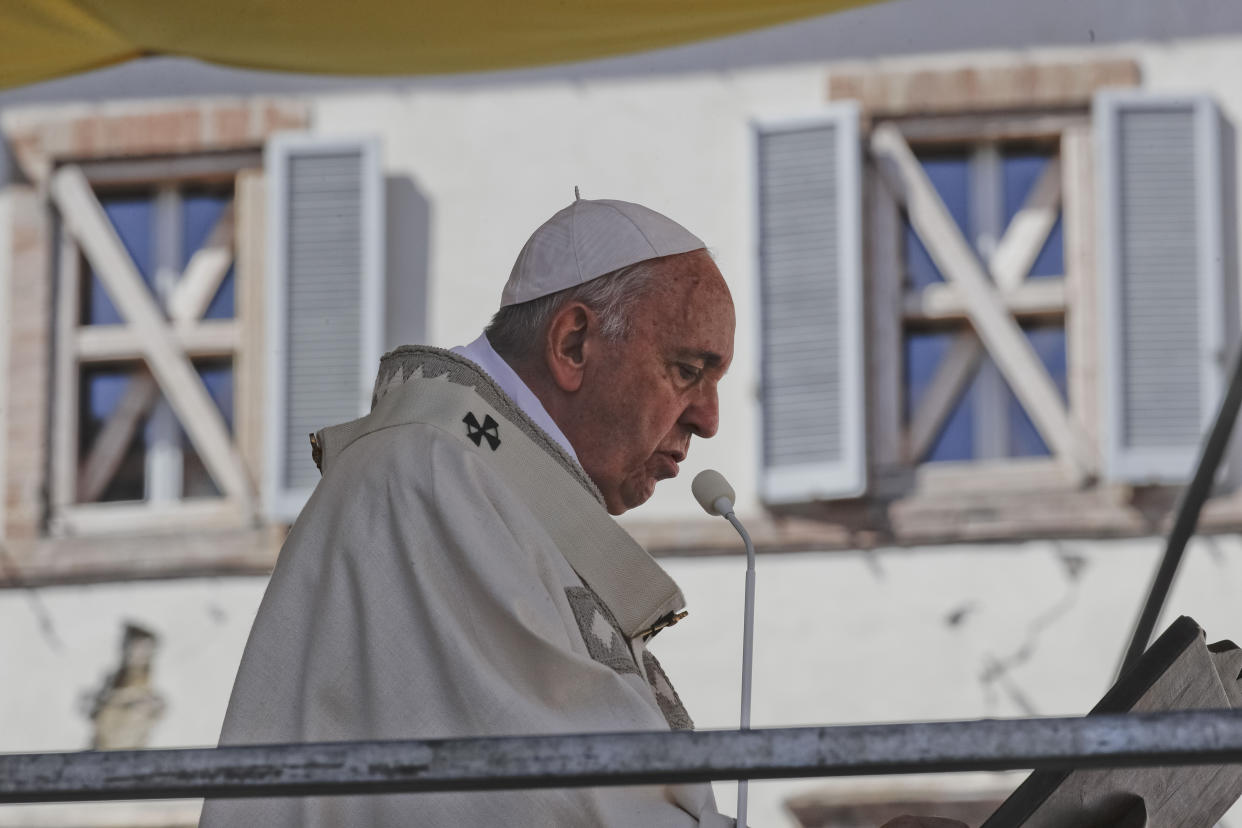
xmin=2 ymin=531 xmax=1242 ymax=827
xmin=654 ymin=534 xmax=1242 ymax=827
xmin=0 ymin=577 xmax=265 ymax=828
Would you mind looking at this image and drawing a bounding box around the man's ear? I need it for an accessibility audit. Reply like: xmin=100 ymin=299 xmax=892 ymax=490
xmin=544 ymin=302 xmax=593 ymax=393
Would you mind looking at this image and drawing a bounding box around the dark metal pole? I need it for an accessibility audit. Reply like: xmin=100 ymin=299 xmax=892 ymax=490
xmin=5 ymin=711 xmax=1242 ymax=804
xmin=1118 ymin=341 xmax=1242 ymax=679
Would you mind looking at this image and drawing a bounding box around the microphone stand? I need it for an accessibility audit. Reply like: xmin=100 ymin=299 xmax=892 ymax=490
xmin=693 ymin=472 xmax=757 ymax=828
xmin=721 ymin=504 xmax=755 ymax=828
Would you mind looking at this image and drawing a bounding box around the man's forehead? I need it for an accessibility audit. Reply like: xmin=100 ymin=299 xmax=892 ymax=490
xmin=655 ymin=249 xmax=721 ymax=285
xmin=639 ymin=250 xmax=735 ymax=361
xmin=646 ymin=253 xmax=732 ymax=305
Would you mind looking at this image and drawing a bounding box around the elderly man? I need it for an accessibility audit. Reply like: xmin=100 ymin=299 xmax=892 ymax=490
xmin=202 ymin=197 xmax=735 ymax=826
xmin=202 ymin=197 xmax=964 ymax=828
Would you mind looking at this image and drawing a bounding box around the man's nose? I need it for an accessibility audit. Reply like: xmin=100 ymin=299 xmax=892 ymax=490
xmin=682 ymin=382 xmax=720 ymax=439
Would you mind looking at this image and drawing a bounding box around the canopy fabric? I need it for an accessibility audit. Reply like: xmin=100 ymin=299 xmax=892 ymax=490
xmin=3 ymin=0 xmax=882 ymax=91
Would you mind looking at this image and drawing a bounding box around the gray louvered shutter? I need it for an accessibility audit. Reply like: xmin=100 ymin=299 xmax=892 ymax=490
xmin=756 ymin=105 xmax=866 ymax=503
xmin=264 ymin=135 xmax=384 ymax=521
xmin=1096 ymin=92 xmax=1229 ymax=484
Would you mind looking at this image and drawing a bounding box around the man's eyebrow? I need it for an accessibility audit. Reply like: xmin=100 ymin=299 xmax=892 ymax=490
xmin=675 ymin=349 xmax=727 ymax=368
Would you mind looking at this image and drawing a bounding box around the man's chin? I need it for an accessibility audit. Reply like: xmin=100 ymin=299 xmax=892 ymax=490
xmin=610 ymin=478 xmax=659 ymax=515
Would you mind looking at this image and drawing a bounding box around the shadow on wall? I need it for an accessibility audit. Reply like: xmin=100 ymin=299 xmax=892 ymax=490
xmin=385 ymin=174 xmax=431 ymax=351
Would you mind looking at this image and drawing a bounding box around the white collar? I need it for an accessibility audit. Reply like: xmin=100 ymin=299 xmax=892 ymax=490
xmin=451 ymin=333 xmax=579 ymax=462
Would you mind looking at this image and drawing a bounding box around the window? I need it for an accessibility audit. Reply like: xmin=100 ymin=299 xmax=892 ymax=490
xmin=78 ymin=184 xmax=237 ymax=503
xmin=49 ymin=163 xmax=260 ymax=535
xmin=755 ymin=105 xmax=1094 ymax=509
xmin=1 ymin=100 xmax=314 ymax=573
xmin=755 ymin=60 xmax=1237 ymax=541
xmin=865 ymin=114 xmax=1096 ymax=496
xmin=43 ymin=135 xmax=384 ymax=536
xmin=901 ymin=140 xmax=1069 ymax=466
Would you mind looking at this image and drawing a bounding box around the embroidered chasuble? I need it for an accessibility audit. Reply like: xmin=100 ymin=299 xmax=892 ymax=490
xmin=200 ymin=346 xmax=730 ymax=827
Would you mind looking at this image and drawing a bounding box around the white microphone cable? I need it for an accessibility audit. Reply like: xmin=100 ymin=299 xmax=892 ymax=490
xmin=691 ymin=469 xmax=755 ymax=828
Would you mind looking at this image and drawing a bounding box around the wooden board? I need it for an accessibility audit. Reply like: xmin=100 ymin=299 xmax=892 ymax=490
xmin=983 ymin=616 xmax=1242 ymax=828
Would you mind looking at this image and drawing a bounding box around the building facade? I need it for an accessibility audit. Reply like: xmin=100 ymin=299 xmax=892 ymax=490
xmin=4 ymin=4 xmax=1242 ymax=825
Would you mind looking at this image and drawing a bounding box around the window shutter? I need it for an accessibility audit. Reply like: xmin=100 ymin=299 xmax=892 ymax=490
xmin=264 ymin=135 xmax=384 ymax=521
xmin=1096 ymin=92 xmax=1230 ymax=484
xmin=755 ymin=104 xmax=866 ymax=503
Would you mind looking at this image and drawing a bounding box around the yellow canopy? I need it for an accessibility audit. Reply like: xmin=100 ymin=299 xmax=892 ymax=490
xmin=3 ymin=0 xmax=881 ymax=90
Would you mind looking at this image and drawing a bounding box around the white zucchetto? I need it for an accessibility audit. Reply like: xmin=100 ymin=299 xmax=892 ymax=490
xmin=501 ymin=197 xmax=705 ymax=307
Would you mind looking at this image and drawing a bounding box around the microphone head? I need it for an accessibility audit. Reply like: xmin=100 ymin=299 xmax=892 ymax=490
xmin=692 ymin=469 xmax=736 ymax=516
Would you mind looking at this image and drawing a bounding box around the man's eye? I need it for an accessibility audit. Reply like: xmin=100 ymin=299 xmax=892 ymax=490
xmin=677 ymin=364 xmax=703 ymax=383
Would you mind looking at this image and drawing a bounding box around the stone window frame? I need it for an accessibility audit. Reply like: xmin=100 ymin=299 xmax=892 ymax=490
xmin=0 ymin=98 xmax=306 ymax=582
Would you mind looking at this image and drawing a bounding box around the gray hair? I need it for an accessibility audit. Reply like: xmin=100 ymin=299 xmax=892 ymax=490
xmin=485 ymin=259 xmax=662 ymax=362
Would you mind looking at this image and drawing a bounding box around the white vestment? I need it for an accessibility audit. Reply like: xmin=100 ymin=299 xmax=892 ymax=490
xmin=200 ymin=346 xmax=730 ymax=827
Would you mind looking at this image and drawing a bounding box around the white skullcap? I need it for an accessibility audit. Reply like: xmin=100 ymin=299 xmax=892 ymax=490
xmin=501 ymin=196 xmax=705 ymax=307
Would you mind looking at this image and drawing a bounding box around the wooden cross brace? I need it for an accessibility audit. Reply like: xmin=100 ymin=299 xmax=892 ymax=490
xmin=871 ymin=125 xmax=1091 ymax=482
xmin=52 ymin=166 xmax=252 ymax=505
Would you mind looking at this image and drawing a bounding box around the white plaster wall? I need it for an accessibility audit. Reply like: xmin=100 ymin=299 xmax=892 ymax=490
xmin=653 ymin=534 xmax=1242 ymax=826
xmin=1140 ymin=36 xmax=1242 ymax=117
xmin=0 ymin=578 xmax=265 ymax=752
xmin=3 ymin=535 xmax=1242 ymax=826
xmin=0 ymin=577 xmax=266 ymax=827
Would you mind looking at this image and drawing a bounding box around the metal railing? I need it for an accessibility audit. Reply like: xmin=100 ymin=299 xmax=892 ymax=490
xmin=4 ymin=710 xmax=1242 ymax=803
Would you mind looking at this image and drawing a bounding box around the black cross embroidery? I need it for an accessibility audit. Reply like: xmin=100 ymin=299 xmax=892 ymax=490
xmin=463 ymin=412 xmax=501 ymax=451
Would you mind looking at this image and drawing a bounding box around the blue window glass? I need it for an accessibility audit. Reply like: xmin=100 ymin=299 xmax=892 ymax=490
xmin=1001 ymin=153 xmax=1045 ymax=217
xmin=1006 ymin=325 xmax=1068 ymax=456
xmin=82 ymin=188 xmax=237 ymax=324
xmin=904 ymin=324 xmax=1067 ymax=463
xmin=79 ymin=367 xmax=147 ymax=501
xmin=182 ymin=190 xmax=235 ymax=319
xmin=84 ymin=194 xmax=155 ymax=325
xmin=904 ymin=331 xmax=974 ymax=462
xmin=75 ymin=184 xmax=238 ymax=504
xmin=902 ymin=148 xmax=1065 ymax=294
xmin=1001 ymin=151 xmax=1064 ymax=279
xmin=904 ymin=153 xmax=970 ymax=291
xmin=198 ymin=360 xmax=235 ymax=431
xmin=901 ymin=142 xmax=1067 ymax=465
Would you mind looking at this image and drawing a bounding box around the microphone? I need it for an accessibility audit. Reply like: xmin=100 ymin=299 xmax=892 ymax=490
xmin=691 ymin=468 xmax=736 ymax=517
xmin=691 ymin=469 xmax=755 ymax=828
